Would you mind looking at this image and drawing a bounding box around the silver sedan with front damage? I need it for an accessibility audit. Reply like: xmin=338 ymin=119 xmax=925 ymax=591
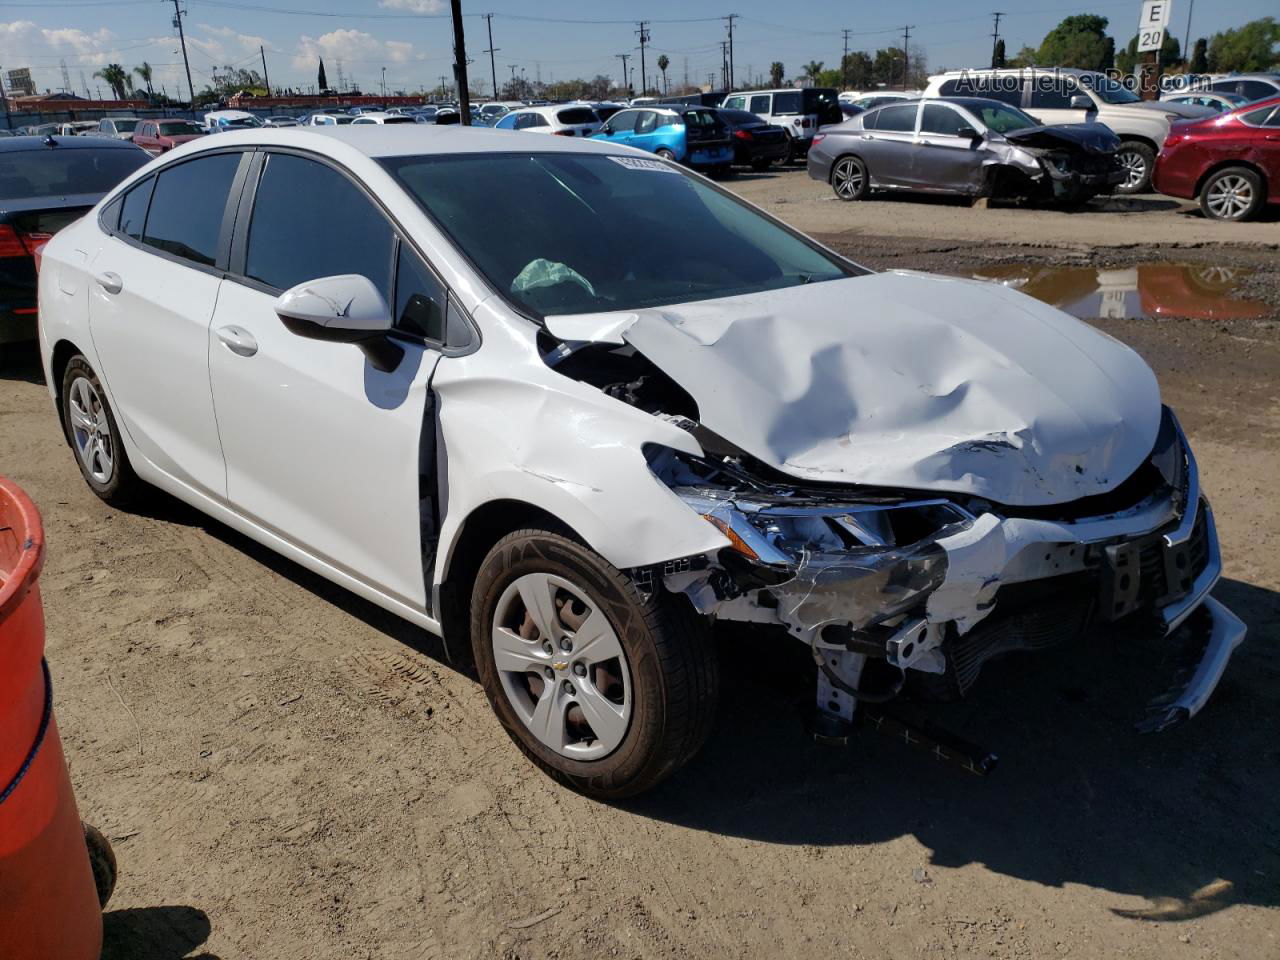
xmin=808 ymin=96 xmax=1125 ymax=205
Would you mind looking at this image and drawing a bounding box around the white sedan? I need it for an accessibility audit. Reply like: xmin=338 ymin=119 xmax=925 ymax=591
xmin=351 ymin=112 xmax=418 ymax=125
xmin=38 ymin=126 xmax=1243 ymax=797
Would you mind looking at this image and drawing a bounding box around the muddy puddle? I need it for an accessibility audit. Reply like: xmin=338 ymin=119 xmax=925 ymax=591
xmin=968 ymin=263 xmax=1268 ymax=321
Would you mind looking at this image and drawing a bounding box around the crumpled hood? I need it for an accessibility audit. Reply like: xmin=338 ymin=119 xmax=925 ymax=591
xmin=544 ymin=272 xmax=1163 ymax=506
xmin=1108 ymin=100 xmax=1215 ymax=121
xmin=1003 ymin=122 xmax=1120 ymax=153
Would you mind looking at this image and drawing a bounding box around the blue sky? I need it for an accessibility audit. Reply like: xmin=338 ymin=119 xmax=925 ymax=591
xmin=0 ymin=0 xmax=1272 ymax=99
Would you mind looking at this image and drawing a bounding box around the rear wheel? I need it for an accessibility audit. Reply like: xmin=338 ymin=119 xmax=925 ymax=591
xmin=1116 ymin=141 xmax=1155 ymax=194
xmin=831 ymin=155 xmax=869 ymax=201
xmin=470 ymin=530 xmax=719 ymax=799
xmin=1199 ymin=166 xmax=1264 ymax=221
xmin=60 ymin=356 xmax=143 ymax=505
xmin=655 ymin=148 xmax=676 ymax=162
xmin=750 ymin=157 xmax=771 ymax=172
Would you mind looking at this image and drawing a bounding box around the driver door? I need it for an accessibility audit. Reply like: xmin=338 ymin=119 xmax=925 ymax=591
xmin=1026 ymin=75 xmax=1093 ymax=126
xmin=914 ymin=103 xmax=987 ymax=194
xmin=595 ymin=109 xmax=639 ymax=145
xmin=207 ymin=151 xmax=446 ymax=609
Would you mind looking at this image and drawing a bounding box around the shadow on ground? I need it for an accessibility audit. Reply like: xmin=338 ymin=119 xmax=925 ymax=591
xmin=628 ymin=576 xmax=1279 ymax=921
xmin=102 ymin=905 xmax=216 ymax=960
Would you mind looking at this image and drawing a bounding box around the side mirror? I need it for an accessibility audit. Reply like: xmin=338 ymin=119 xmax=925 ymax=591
xmin=274 ymin=274 xmax=403 ymax=372
xmin=1069 ymin=94 xmax=1094 ymax=110
xmin=957 ymin=125 xmax=981 ymax=141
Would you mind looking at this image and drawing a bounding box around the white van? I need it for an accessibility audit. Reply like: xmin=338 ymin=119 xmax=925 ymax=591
xmin=720 ymin=87 xmax=844 ymax=161
xmin=922 ymin=68 xmax=1215 ymax=193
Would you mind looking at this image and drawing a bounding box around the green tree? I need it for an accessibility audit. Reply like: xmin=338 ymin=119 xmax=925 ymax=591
xmin=802 ymin=60 xmax=824 ymax=83
xmin=871 ymin=47 xmax=904 ymax=86
xmin=133 ymin=61 xmax=154 ymax=99
xmin=94 ymin=63 xmax=129 ymax=100
xmin=1009 ymin=45 xmax=1039 ymax=68
xmin=657 ymin=54 xmax=669 ymax=94
xmin=1036 ymin=14 xmax=1112 ymax=70
xmin=317 ymin=58 xmax=328 ymax=93
xmin=769 ymin=61 xmax=784 ymax=86
xmin=1207 ymin=17 xmax=1279 ymax=73
xmin=1189 ymin=37 xmax=1208 ymax=72
xmin=992 ymin=38 xmax=1006 ymax=69
xmin=1115 ymin=32 xmax=1181 ymax=75
xmin=842 ymin=51 xmax=874 ymax=88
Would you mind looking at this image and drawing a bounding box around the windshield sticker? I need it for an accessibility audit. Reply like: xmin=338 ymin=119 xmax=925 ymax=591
xmin=608 ymin=156 xmax=681 ymax=173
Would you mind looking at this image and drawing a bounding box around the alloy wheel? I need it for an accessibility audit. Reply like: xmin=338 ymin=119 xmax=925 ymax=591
xmin=833 ymin=158 xmax=863 ymax=199
xmin=1205 ymin=175 xmax=1253 ymax=220
xmin=1118 ymin=149 xmax=1147 ymax=191
xmin=491 ymin=572 xmax=632 ymax=760
xmin=67 ymin=376 xmax=115 ymax=484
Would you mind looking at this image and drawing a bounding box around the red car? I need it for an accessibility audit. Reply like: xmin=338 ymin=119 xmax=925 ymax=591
xmin=1154 ymin=94 xmax=1280 ymax=221
xmin=131 ymin=119 xmax=206 ymax=156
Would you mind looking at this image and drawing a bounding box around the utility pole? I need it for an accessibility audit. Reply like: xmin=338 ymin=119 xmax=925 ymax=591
xmin=841 ymin=28 xmax=851 ymax=89
xmin=172 ymin=0 xmax=196 ymax=106
xmin=260 ymin=45 xmax=271 ymax=96
xmin=635 ymin=21 xmax=650 ymax=96
xmin=381 ymin=66 xmax=386 ymax=98
xmin=1183 ymin=0 xmax=1195 ymax=67
xmin=719 ymin=42 xmax=729 ymax=91
xmin=449 ymin=0 xmax=471 ymax=123
xmin=724 ymin=14 xmax=738 ymax=92
xmin=990 ymin=12 xmax=1003 ymax=68
xmin=901 ymin=25 xmax=913 ymax=91
xmin=616 ymin=53 xmax=630 ymax=96
xmin=483 ymin=13 xmax=498 ymax=104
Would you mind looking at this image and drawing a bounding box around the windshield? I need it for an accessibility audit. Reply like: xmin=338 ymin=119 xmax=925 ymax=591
xmin=1080 ymin=74 xmax=1141 ymax=104
xmin=383 ymin=152 xmax=855 ymax=317
xmin=0 ymin=147 xmax=148 ymax=198
xmin=158 ymin=121 xmax=202 ymax=136
xmin=110 ymin=119 xmax=139 ymax=133
xmin=974 ymin=102 xmax=1040 ymax=133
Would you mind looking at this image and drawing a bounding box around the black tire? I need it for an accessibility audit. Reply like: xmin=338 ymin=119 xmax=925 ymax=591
xmin=470 ymin=529 xmax=719 ymax=799
xmin=750 ymin=157 xmax=771 ymax=172
xmin=830 ymin=155 xmax=869 ymax=201
xmin=83 ymin=821 xmax=117 ymax=909
xmin=655 ymin=148 xmax=676 ymax=162
xmin=711 ymin=163 xmax=734 ymax=180
xmin=60 ymin=355 xmax=143 ymax=505
xmin=1198 ymin=166 xmax=1265 ymax=222
xmin=1115 ymin=140 xmax=1156 ymax=195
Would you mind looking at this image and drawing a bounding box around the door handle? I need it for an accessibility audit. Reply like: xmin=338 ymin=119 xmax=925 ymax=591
xmin=216 ymin=325 xmax=258 ymax=357
xmin=1266 ymin=134 xmax=1280 ymax=141
xmin=93 ymin=271 xmax=122 ymax=295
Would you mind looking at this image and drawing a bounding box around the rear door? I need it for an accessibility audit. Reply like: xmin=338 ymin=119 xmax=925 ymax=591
xmin=914 ymin=103 xmax=986 ymax=193
xmin=207 ymin=150 xmax=446 ymax=608
xmin=1026 ymin=74 xmax=1092 ymax=126
xmin=629 ymin=111 xmax=660 ymax=152
xmin=859 ymin=102 xmax=920 ymax=187
xmin=87 ymin=150 xmax=250 ymax=497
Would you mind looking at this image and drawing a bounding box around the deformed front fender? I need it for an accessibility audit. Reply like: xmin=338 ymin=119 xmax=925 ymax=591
xmin=430 ymin=298 xmax=729 ymax=588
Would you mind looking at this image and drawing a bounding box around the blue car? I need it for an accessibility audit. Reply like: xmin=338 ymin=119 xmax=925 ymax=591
xmin=591 ymin=106 xmax=734 ymax=175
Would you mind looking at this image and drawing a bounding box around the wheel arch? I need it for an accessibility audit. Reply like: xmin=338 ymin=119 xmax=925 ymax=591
xmin=435 ymin=497 xmax=586 ymax=650
xmin=49 ymin=338 xmax=85 ymax=435
xmin=1194 ymin=160 xmax=1268 ymax=200
xmin=829 ymin=151 xmax=866 ymax=181
xmin=1118 ymin=133 xmax=1159 ymax=152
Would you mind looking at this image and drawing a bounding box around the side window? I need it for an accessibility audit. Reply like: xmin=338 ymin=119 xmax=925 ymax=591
xmin=529 ymin=114 xmax=550 ymax=128
xmin=245 ymin=153 xmax=393 ymax=297
xmin=100 ymin=194 xmax=124 ymax=233
xmin=656 ymin=113 xmax=676 ymax=128
xmin=394 ymin=244 xmax=446 ymax=341
xmin=1028 ymin=77 xmax=1074 ymax=109
xmin=634 ymin=111 xmax=657 ymax=134
xmin=608 ymin=110 xmax=640 ymax=133
xmin=977 ymin=75 xmax=1024 ymax=106
xmin=1241 ymin=105 xmax=1275 ymax=126
xmin=874 ymin=103 xmax=918 ymax=132
xmin=1264 ymin=107 xmax=1280 ymax=128
xmin=495 ymin=113 xmax=518 ymax=130
xmin=142 ymin=153 xmax=241 ymax=267
xmin=939 ymin=80 xmax=961 ymax=96
xmin=860 ymin=109 xmax=879 ymax=131
xmin=749 ymin=94 xmax=771 ymax=113
xmin=723 ymin=96 xmax=745 ymax=110
xmin=119 ymin=177 xmax=152 ymax=240
xmin=920 ymin=103 xmax=968 ymax=136
xmin=1240 ymin=80 xmax=1275 ymax=101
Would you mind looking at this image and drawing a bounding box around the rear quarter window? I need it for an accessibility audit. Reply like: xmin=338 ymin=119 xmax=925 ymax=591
xmin=556 ymin=107 xmax=598 ymax=125
xmin=872 ymin=103 xmax=918 ymax=132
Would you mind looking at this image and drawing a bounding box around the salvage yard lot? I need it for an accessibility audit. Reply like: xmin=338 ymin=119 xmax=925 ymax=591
xmin=2 ymin=170 xmax=1278 ymax=960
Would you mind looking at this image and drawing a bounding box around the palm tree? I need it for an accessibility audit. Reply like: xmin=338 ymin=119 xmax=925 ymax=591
xmin=133 ymin=62 xmax=154 ymax=100
xmin=803 ymin=60 xmax=825 ymax=83
xmin=657 ymin=54 xmax=670 ymax=94
xmin=94 ymin=64 xmax=129 ymax=100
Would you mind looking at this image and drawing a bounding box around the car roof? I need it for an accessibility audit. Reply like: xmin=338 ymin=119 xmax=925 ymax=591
xmin=932 ymin=67 xmax=1096 ymax=78
xmin=932 ymin=96 xmax=1019 ymax=111
xmin=0 ymin=135 xmax=145 ymax=153
xmin=166 ymin=125 xmax=639 ymax=160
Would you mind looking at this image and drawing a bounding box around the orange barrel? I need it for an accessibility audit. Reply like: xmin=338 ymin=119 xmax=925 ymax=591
xmin=0 ymin=476 xmax=103 ymax=960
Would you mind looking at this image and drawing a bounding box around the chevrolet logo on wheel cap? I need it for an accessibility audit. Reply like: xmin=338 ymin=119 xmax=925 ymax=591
xmin=553 ymin=661 xmax=569 ymax=671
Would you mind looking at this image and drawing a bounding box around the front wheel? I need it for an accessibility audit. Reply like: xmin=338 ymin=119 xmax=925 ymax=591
xmin=1199 ymin=166 xmax=1264 ymax=222
xmin=655 ymin=148 xmax=677 ymax=162
xmin=1115 ymin=141 xmax=1155 ymax=194
xmin=831 ymin=155 xmax=869 ymax=201
xmin=470 ymin=530 xmax=719 ymax=799
xmin=750 ymin=157 xmax=771 ymax=172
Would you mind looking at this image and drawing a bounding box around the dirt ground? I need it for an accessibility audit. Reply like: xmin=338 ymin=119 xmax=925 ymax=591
xmin=2 ymin=171 xmax=1278 ymax=960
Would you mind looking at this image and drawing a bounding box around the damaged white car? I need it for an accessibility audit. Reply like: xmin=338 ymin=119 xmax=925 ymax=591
xmin=38 ymin=127 xmax=1244 ymax=797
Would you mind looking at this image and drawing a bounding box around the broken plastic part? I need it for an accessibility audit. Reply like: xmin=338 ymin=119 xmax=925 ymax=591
xmin=511 ymin=258 xmax=596 ymax=298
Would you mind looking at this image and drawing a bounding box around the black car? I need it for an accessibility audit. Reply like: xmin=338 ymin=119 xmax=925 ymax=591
xmin=715 ymin=108 xmax=790 ymax=171
xmin=0 ymin=136 xmax=149 ymax=344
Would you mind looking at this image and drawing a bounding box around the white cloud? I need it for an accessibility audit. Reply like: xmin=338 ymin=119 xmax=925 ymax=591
xmin=291 ymin=29 xmax=424 ymax=73
xmin=0 ymin=21 xmax=170 ymax=95
xmin=377 ymin=0 xmax=444 ymax=13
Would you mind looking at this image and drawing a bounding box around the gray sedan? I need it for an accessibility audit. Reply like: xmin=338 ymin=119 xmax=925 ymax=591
xmin=807 ymin=97 xmax=1124 ymax=205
